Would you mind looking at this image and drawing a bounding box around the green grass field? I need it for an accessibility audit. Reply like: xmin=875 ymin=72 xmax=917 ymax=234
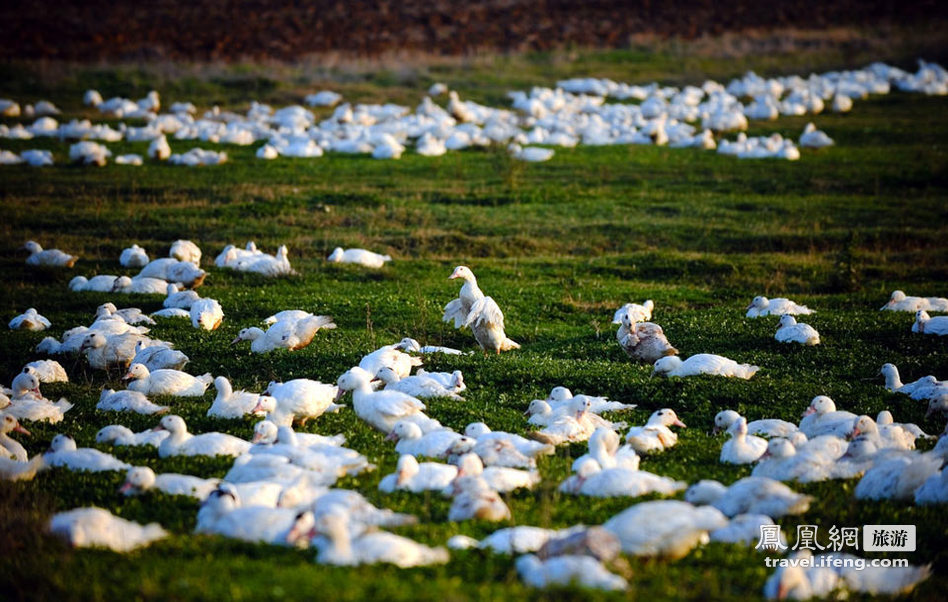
xmin=1 ymin=43 xmax=947 ymax=600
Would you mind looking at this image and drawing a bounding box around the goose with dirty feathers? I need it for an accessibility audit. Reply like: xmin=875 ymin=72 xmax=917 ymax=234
xmin=913 ymin=310 xmax=948 ymax=335
xmin=774 ymin=314 xmax=820 ymax=345
xmin=155 ymin=415 xmax=250 ymax=458
xmin=616 ymin=312 xmax=678 ymax=362
xmin=335 ymin=367 xmax=435 ymax=434
xmin=881 ymin=290 xmax=948 ymax=312
xmin=9 ymin=308 xmax=51 ymax=331
xmin=313 ymin=507 xmax=449 ymax=566
xmin=49 ymin=507 xmax=167 ymax=552
xmin=447 ymin=475 xmax=512 ymax=522
xmin=190 ymin=298 xmax=223 ymax=330
xmin=745 ymin=295 xmax=813 ymax=318
xmin=44 ymin=434 xmax=131 ymax=472
xmin=612 ymin=300 xmax=654 ymax=324
xmin=465 ymin=294 xmax=520 ymax=354
xmin=123 ymin=363 xmax=212 ymax=397
xmin=0 ymin=454 xmax=45 ymax=481
xmin=685 ymin=477 xmax=812 ymax=518
xmin=326 ymin=247 xmax=392 ymax=268
xmin=652 ymin=354 xmax=759 ymax=379
xmin=21 ymin=241 xmax=77 ymax=267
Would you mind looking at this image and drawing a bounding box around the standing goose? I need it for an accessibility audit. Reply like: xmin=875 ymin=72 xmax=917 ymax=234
xmin=442 ymin=265 xmax=485 ymax=328
xmin=465 ymin=295 xmax=520 ymax=354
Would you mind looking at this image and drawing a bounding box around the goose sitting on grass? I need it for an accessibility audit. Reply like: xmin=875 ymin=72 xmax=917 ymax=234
xmin=123 ymin=363 xmax=212 ymax=397
xmin=326 ymin=247 xmax=392 ymax=268
xmin=21 ymin=241 xmax=77 ymax=268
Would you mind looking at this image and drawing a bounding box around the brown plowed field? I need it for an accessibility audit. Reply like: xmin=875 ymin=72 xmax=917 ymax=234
xmin=3 ymin=0 xmax=946 ymax=62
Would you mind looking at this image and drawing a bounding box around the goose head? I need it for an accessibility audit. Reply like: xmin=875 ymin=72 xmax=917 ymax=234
xmin=120 ymin=466 xmax=156 ymax=494
xmin=110 ymin=276 xmax=133 ymax=292
xmin=252 ymin=420 xmax=278 ymax=444
xmin=327 ymin=247 xmax=344 ymax=262
xmin=803 ymin=395 xmax=835 ymax=417
xmin=448 ymin=265 xmax=475 ymax=282
xmin=876 ymin=410 xmax=894 ymax=426
xmin=154 ymin=414 xmax=187 ymax=435
xmin=777 ymin=314 xmax=798 ymax=328
xmin=396 ymin=338 xmax=421 ymax=352
xmin=232 ymin=327 xmax=263 ymax=344
xmin=455 ymin=452 xmax=484 ymax=478
xmin=884 ymin=290 xmax=906 ymax=307
xmin=684 ymin=479 xmax=727 ymax=505
xmin=524 ymin=399 xmax=552 ymax=418
xmin=649 ymin=408 xmax=687 ymax=428
xmin=849 ymin=415 xmax=877 ymax=439
xmin=79 ymin=332 xmax=108 ymax=352
xmin=123 ymin=363 xmax=150 ymax=381
xmin=95 ymin=424 xmax=132 ymax=444
xmin=335 ymin=367 xmax=373 ymax=401
xmin=386 ymin=420 xmax=422 ymax=443
xmin=463 ymin=422 xmax=490 ymax=438
xmin=926 ymin=394 xmax=948 ymax=419
xmin=394 ymin=454 xmax=420 ymax=485
xmin=11 ymin=372 xmax=41 ymax=397
xmin=761 ymin=438 xmax=796 ymax=460
xmin=651 ymin=356 xmax=683 ymax=377
xmin=546 ymin=386 xmax=572 ymax=402
xmin=21 ymin=241 xmax=42 ymax=254
xmin=48 ymin=434 xmax=77 ymax=453
xmin=0 ymin=414 xmax=30 ymax=437
xmin=747 ymin=295 xmax=769 ymax=311
xmin=375 ymin=366 xmax=400 ymax=385
xmin=728 ymin=416 xmax=749 ymax=438
xmin=250 ymin=396 xmax=277 ymax=417
xmin=713 ymin=410 xmax=741 ymax=435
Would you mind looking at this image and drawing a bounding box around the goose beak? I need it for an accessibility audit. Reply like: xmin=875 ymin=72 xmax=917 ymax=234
xmin=13 ymin=424 xmax=31 ymax=436
xmin=151 ymin=425 xmax=165 ymax=432
xmin=121 ymin=373 xmax=133 ymax=381
xmin=745 ymin=303 xmax=754 ymax=310
xmin=230 ymin=336 xmax=242 ymax=345
xmin=250 ymin=401 xmax=266 ymax=415
xmin=334 ymin=388 xmax=346 ymax=403
xmin=118 ymin=482 xmax=134 ymax=494
xmin=384 ymin=431 xmax=398 ymax=442
xmin=522 ymin=408 xmax=531 ymax=417
xmin=673 ymin=419 xmax=687 ymax=428
xmin=711 ymin=426 xmax=721 ymax=435
xmin=802 ymin=406 xmax=816 ymax=417
xmin=760 ymin=450 xmax=771 ymax=459
xmin=850 ymin=427 xmax=861 ymax=438
xmin=251 ymin=432 xmax=264 ymax=444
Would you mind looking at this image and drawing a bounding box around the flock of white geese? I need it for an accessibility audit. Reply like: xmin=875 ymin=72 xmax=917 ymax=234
xmin=1 ymin=60 xmax=946 ymax=168
xmin=3 ymin=236 xmax=946 ymax=598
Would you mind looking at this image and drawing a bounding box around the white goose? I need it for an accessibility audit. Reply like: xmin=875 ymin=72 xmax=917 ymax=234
xmin=196 ymin=485 xmax=314 ymax=547
xmin=378 ymin=454 xmax=457 ymax=493
xmin=326 ymin=247 xmax=391 ymax=268
xmin=96 ymin=388 xmax=168 ymax=415
xmin=313 ymin=508 xmax=449 ymax=567
xmin=256 ymin=379 xmax=341 ymax=427
xmin=462 ymin=422 xmax=554 ymax=459
xmin=387 ymin=421 xmax=470 ymax=458
xmin=880 ymin=363 xmax=947 ymax=401
xmin=685 ymin=477 xmax=812 ymax=518
xmin=207 ymin=376 xmax=262 ymax=419
xmin=123 ymin=363 xmax=212 ymax=397
xmin=110 ymin=275 xmax=169 ymax=295
xmin=612 ymin=300 xmax=654 ymax=324
xmin=713 ymin=409 xmax=798 ymax=438
xmin=119 ymin=244 xmax=149 ymax=268
xmin=798 ymin=395 xmax=857 ymax=438
xmin=571 ymin=427 xmax=640 ymax=471
xmin=745 ymin=295 xmax=813 ymax=318
xmin=442 ymin=265 xmax=485 ymax=328
xmin=516 ymin=554 xmax=627 ymax=591
xmin=774 ymin=314 xmax=820 ymax=345
xmin=359 ymin=343 xmax=423 ymax=379
xmin=652 ymin=354 xmax=759 ymax=379
xmin=375 ymin=366 xmax=464 ymax=400
xmin=546 ymin=386 xmax=636 ymax=413
xmin=190 ymin=298 xmax=223 ymax=330
xmin=720 ymin=417 xmax=768 ymax=464
xmin=798 ymin=123 xmax=834 ymax=148
xmin=49 ymin=507 xmax=167 ymax=552
xmin=9 ymin=308 xmax=51 ymax=331
xmin=559 ymin=458 xmax=685 ymax=498
xmin=95 ymin=425 xmax=169 ymax=447
xmin=131 ymin=341 xmax=189 ymax=372
xmin=464 ymin=294 xmax=520 ymax=354
xmin=881 ymin=290 xmax=948 ymax=312
xmin=120 ymin=466 xmax=219 ymax=500
xmin=21 ymin=241 xmax=77 ymax=268
xmin=169 ymin=239 xmax=201 ymax=264
xmin=602 ymin=500 xmax=728 ymax=559
xmin=913 ymin=310 xmax=948 ymax=335
xmin=23 ymin=360 xmax=69 ymax=383
xmin=624 ymin=409 xmax=687 ymax=453
xmin=335 ymin=367 xmax=435 ymax=434
xmin=44 ymin=434 xmax=131 ymax=472
xmin=163 ymin=283 xmax=200 ymax=309
xmin=450 ymin=452 xmax=540 ymax=493
xmin=155 ymin=415 xmax=251 ymax=458
xmin=0 ymin=414 xmax=30 ymax=461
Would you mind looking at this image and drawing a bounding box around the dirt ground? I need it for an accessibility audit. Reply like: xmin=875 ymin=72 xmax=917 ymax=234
xmin=4 ymin=0 xmax=946 ymax=62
